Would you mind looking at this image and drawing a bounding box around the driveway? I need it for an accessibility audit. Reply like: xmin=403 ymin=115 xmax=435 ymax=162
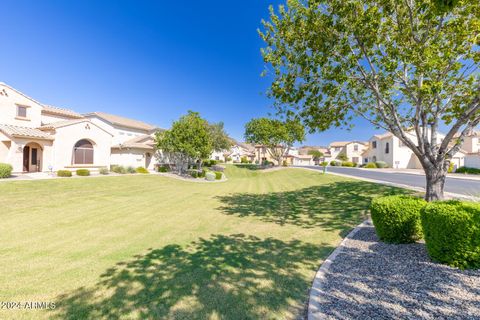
xmin=301 ymin=166 xmax=480 ymax=197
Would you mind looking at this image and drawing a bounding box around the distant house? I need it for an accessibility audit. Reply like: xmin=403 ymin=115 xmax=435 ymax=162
xmin=328 ymin=141 xmax=368 ymax=164
xmin=460 ymin=130 xmax=480 ymax=169
xmin=362 ymin=130 xmax=466 ymax=170
xmin=210 ymin=141 xmax=255 ymax=163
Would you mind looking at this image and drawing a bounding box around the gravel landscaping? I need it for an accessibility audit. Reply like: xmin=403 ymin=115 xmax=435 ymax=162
xmin=310 ymin=222 xmax=480 ymax=319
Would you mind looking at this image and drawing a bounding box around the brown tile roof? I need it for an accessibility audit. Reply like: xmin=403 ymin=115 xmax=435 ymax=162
xmin=85 ymin=112 xmax=157 ymax=131
xmin=0 ymin=124 xmax=54 ymax=140
xmin=112 ymin=135 xmax=155 ymax=150
xmin=42 ymin=105 xmax=84 ymax=119
xmin=39 ymin=119 xmax=88 ymax=129
xmin=329 ymin=141 xmax=351 ymax=147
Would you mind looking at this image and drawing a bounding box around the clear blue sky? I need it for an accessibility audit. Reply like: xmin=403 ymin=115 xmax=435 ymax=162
xmin=0 ymin=0 xmax=377 ymax=146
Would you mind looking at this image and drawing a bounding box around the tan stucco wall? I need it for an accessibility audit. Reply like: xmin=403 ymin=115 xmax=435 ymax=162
xmin=110 ymin=149 xmax=155 ymax=170
xmin=0 ymin=84 xmax=43 ymax=127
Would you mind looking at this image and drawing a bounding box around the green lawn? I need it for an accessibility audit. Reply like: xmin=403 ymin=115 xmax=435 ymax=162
xmin=0 ymin=165 xmax=405 ymax=319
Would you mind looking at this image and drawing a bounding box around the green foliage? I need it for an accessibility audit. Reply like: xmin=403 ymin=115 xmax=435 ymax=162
xmin=240 ymin=156 xmax=249 ymax=164
xmin=456 ymin=166 xmax=480 ymax=174
xmin=282 ymin=160 xmax=288 ymax=167
xmin=126 ymin=166 xmax=136 ymax=174
xmin=319 ymin=161 xmax=328 ymax=167
xmin=365 ymin=162 xmax=377 ymax=169
xmin=57 ymin=170 xmax=72 ymax=177
xmin=329 ymin=160 xmax=341 ymax=166
xmin=375 ymin=161 xmax=388 ymax=168
xmin=111 ymin=165 xmax=127 ymax=174
xmin=214 ymin=171 xmax=223 ymax=180
xmin=136 ymin=167 xmax=149 ymax=174
xmin=155 ymin=111 xmax=214 ymax=166
xmin=244 ymin=117 xmax=305 ymax=165
xmin=447 ymin=162 xmax=455 ymax=173
xmin=308 ymin=149 xmax=324 ymax=160
xmin=371 ymin=195 xmax=426 ymax=244
xmin=337 ymin=153 xmax=348 ymax=161
xmin=209 ymin=122 xmax=232 ymax=152
xmin=203 ymin=160 xmax=218 ymax=167
xmin=421 ymin=201 xmax=480 ymax=269
xmin=341 ymin=161 xmax=356 ymax=167
xmin=157 ymin=165 xmax=169 ymax=173
xmin=205 ymin=171 xmax=216 ymax=181
xmin=99 ymin=167 xmax=109 ymax=175
xmin=0 ymin=163 xmax=12 ymax=178
xmin=76 ymin=169 xmax=90 ymax=176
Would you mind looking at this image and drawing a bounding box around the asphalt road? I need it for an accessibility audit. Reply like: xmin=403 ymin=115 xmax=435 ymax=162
xmin=301 ymin=166 xmax=480 ymax=197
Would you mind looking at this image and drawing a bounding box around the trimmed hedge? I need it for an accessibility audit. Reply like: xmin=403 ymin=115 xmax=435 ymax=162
xmin=421 ymin=201 xmax=480 ymax=269
xmin=214 ymin=171 xmax=223 ymax=180
xmin=157 ymin=165 xmax=169 ymax=173
xmin=99 ymin=167 xmax=109 ymax=175
xmin=330 ymin=160 xmax=341 ymax=166
xmin=0 ymin=163 xmax=13 ymax=178
xmin=76 ymin=169 xmax=90 ymax=176
xmin=375 ymin=161 xmax=388 ymax=168
xmin=136 ymin=167 xmax=149 ymax=174
xmin=456 ymin=166 xmax=480 ymax=174
xmin=370 ymin=195 xmax=426 ymax=243
xmin=341 ymin=161 xmax=356 ymax=167
xmin=205 ymin=171 xmax=216 ymax=181
xmin=365 ymin=162 xmax=377 ymax=168
xmin=57 ymin=170 xmax=72 ymax=177
xmin=111 ymin=165 xmax=126 ymax=174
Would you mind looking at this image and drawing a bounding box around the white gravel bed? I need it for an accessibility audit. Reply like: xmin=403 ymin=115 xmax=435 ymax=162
xmin=312 ymin=223 xmax=480 ymax=319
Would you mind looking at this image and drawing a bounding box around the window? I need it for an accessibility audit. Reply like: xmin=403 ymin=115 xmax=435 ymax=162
xmin=364 ymin=158 xmax=368 ymax=163
xmin=372 ymin=141 xmax=377 ymax=149
xmin=17 ymin=105 xmax=27 ymax=118
xmin=73 ymin=140 xmax=94 ymax=164
xmin=334 ymin=147 xmax=341 ymax=151
xmin=385 ymin=142 xmax=390 ymax=154
xmin=354 ymin=144 xmax=358 ymax=151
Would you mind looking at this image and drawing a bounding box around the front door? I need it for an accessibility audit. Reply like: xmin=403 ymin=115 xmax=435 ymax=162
xmin=23 ymin=146 xmax=30 ymax=172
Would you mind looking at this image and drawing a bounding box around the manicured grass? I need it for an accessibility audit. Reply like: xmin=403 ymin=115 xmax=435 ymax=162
xmin=0 ymin=165 xmax=406 ymax=319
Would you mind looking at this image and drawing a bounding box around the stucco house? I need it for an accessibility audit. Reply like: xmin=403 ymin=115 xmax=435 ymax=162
xmin=460 ymin=130 xmax=480 ymax=169
xmin=0 ymin=83 xmax=160 ymax=173
xmin=362 ymin=130 xmax=466 ymax=170
xmin=212 ymin=141 xmax=255 ymax=163
xmin=328 ymin=141 xmax=368 ymax=164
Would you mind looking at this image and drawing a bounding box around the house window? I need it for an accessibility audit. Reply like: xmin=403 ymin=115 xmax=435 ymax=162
xmin=364 ymin=158 xmax=368 ymax=163
xmin=17 ymin=105 xmax=27 ymax=118
xmin=73 ymin=139 xmax=94 ymax=164
xmin=385 ymin=142 xmax=390 ymax=154
xmin=372 ymin=141 xmax=377 ymax=149
xmin=215 ymin=156 xmax=220 ymax=160
xmin=354 ymin=144 xmax=358 ymax=151
xmin=335 ymin=147 xmax=341 ymax=151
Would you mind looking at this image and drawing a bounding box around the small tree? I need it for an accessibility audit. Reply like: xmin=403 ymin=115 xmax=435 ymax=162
xmin=308 ymin=149 xmax=324 ymax=164
xmin=210 ymin=122 xmax=232 ymax=153
xmin=260 ymin=0 xmax=479 ymax=200
xmin=155 ymin=111 xmax=213 ymax=173
xmin=244 ymin=118 xmax=305 ymax=166
xmin=337 ymin=152 xmax=349 ymax=162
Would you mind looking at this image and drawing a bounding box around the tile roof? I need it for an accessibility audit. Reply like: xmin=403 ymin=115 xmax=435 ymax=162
xmin=42 ymin=105 xmax=84 ymax=119
xmin=329 ymin=141 xmax=351 ymax=147
xmin=0 ymin=124 xmax=54 ymax=140
xmin=39 ymin=119 xmax=88 ymax=129
xmin=85 ymin=112 xmax=157 ymax=131
xmin=112 ymin=135 xmax=155 ymax=150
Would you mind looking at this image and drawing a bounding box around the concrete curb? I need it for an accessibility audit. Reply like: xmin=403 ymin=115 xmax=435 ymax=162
xmin=308 ymin=220 xmax=372 ymax=320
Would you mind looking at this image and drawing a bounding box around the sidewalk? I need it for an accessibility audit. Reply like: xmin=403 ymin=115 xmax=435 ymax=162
xmin=358 ymin=167 xmax=480 ymax=181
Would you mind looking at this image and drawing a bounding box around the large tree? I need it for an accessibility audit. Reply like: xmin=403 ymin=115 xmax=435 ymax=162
xmin=155 ymin=111 xmax=213 ymax=172
xmin=210 ymin=122 xmax=233 ymax=152
xmin=244 ymin=118 xmax=305 ymax=165
xmin=260 ymin=0 xmax=479 ymax=200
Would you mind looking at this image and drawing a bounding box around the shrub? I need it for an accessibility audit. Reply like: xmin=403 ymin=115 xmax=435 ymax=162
xmin=126 ymin=166 xmax=136 ymax=174
xmin=455 ymin=166 xmax=480 ymax=175
xmin=99 ymin=167 xmax=109 ymax=175
xmin=214 ymin=171 xmax=223 ymax=180
xmin=341 ymin=161 xmax=355 ymax=167
xmin=111 ymin=165 xmax=126 ymax=174
xmin=0 ymin=163 xmax=13 ymax=178
xmin=226 ymin=157 xmax=232 ymax=162
xmin=241 ymin=156 xmax=249 ymax=164
xmin=282 ymin=160 xmax=288 ymax=167
xmin=319 ymin=161 xmax=328 ymax=167
xmin=330 ymin=160 xmax=341 ymax=166
xmin=157 ymin=165 xmax=169 ymax=173
xmin=337 ymin=152 xmax=348 ymax=161
xmin=76 ymin=169 xmax=90 ymax=176
xmin=205 ymin=171 xmax=216 ymax=181
xmin=57 ymin=170 xmax=72 ymax=177
xmin=370 ymin=195 xmax=426 ymax=244
xmin=188 ymin=169 xmax=199 ymax=178
xmin=447 ymin=161 xmax=455 ymax=173
xmin=375 ymin=161 xmax=388 ymax=168
xmin=198 ymin=169 xmax=207 ymax=178
xmin=136 ymin=167 xmax=149 ymax=174
xmin=365 ymin=162 xmax=377 ymax=168
xmin=203 ymin=160 xmax=217 ymax=167
xmin=421 ymin=201 xmax=480 ymax=269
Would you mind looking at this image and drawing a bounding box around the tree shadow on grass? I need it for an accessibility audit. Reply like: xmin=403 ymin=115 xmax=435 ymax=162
xmin=53 ymin=234 xmax=332 ymax=320
xmin=216 ymin=181 xmax=411 ymax=235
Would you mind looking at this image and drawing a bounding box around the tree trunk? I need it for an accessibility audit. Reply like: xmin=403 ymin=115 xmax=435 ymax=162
xmin=424 ymin=165 xmax=446 ymax=201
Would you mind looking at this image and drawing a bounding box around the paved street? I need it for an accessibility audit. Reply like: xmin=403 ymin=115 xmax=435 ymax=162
xmin=302 ymin=166 xmax=480 ymax=197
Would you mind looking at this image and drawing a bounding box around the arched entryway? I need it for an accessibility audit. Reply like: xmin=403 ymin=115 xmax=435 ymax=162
xmin=23 ymin=142 xmax=43 ymax=172
xmin=73 ymin=139 xmax=94 ymax=164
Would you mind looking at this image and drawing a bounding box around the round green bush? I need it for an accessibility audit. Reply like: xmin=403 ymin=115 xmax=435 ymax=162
xmin=365 ymin=162 xmax=377 ymax=168
xmin=157 ymin=166 xmax=169 ymax=173
xmin=0 ymin=163 xmax=13 ymax=178
xmin=57 ymin=170 xmax=72 ymax=177
xmin=99 ymin=167 xmax=109 ymax=175
xmin=375 ymin=161 xmax=388 ymax=168
xmin=214 ymin=171 xmax=223 ymax=180
xmin=136 ymin=167 xmax=149 ymax=174
xmin=370 ymin=195 xmax=426 ymax=243
xmin=341 ymin=161 xmax=355 ymax=167
xmin=76 ymin=169 xmax=90 ymax=176
xmin=205 ymin=171 xmax=216 ymax=181
xmin=421 ymin=201 xmax=480 ymax=269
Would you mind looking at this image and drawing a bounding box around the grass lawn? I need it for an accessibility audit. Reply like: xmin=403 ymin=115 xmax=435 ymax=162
xmin=0 ymin=165 xmax=406 ymax=319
